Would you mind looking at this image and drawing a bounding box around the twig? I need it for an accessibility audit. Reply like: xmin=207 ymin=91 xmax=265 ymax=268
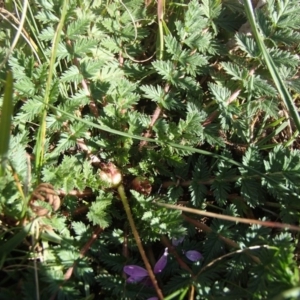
xmin=160 ymin=235 xmax=193 ymax=274
xmin=118 ymin=184 xmax=164 ymax=300
xmin=182 ymin=214 xmax=261 ymax=264
xmin=66 ymin=39 xmax=99 ymax=118
xmin=139 ymin=84 xmax=170 ymax=150
xmin=155 ymin=202 xmax=300 ymax=232
xmin=202 ymin=88 xmax=241 ymax=127
xmin=139 ymin=106 xmax=162 ymax=150
xmin=63 ymin=226 xmax=103 ymax=281
xmin=0 ymin=0 xmax=29 ymax=69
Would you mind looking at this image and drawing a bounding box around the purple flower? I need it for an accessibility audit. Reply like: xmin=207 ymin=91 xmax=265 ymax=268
xmin=172 ymin=236 xmax=185 ymax=246
xmin=172 ymin=236 xmax=203 ymax=262
xmin=185 ymin=250 xmax=203 ymax=262
xmin=147 ymin=298 xmax=158 ymax=300
xmin=124 ymin=265 xmax=148 ymax=283
xmin=153 ymin=247 xmax=168 ymax=273
xmin=124 ymin=248 xmax=168 ymax=283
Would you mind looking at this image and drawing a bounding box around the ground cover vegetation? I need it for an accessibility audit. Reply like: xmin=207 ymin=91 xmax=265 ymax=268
xmin=1 ymin=0 xmax=300 ymax=299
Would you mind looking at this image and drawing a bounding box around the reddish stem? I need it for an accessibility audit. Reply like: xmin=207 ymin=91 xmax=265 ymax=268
xmin=118 ymin=184 xmax=164 ymax=300
xmin=64 ymin=226 xmax=103 ymax=280
xmin=139 ymin=84 xmax=170 ymax=150
xmin=182 ymin=214 xmax=261 ymax=264
xmin=160 ymin=235 xmax=193 ymax=274
xmin=66 ymin=39 xmax=99 ymax=117
xmin=203 ymin=88 xmax=241 ymax=127
xmin=139 ymin=105 xmax=162 ymax=150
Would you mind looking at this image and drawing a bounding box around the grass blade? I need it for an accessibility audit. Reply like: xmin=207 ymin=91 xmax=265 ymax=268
xmin=0 ymin=222 xmax=33 ymax=267
xmin=0 ymin=71 xmax=13 ymax=176
xmin=243 ymin=0 xmax=300 ymax=132
xmin=35 ymin=0 xmax=69 ymax=176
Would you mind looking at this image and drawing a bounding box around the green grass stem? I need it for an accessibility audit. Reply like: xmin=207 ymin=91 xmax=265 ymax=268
xmin=243 ymin=0 xmax=300 ymax=132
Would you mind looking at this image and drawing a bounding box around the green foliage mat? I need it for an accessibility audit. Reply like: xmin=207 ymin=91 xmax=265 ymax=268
xmin=0 ymin=0 xmax=300 ymax=299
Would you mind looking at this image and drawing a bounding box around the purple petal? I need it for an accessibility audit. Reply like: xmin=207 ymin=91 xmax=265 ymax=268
xmin=123 ymin=265 xmax=148 ymax=277
xmin=172 ymin=236 xmax=185 ymax=246
xmin=147 ymin=297 xmax=159 ymax=300
xmin=185 ymin=250 xmax=203 ymax=262
xmin=126 ymin=275 xmax=145 ymax=283
xmin=153 ymin=248 xmax=168 ymax=274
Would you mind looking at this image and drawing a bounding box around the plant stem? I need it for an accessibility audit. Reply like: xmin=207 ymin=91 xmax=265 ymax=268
xmin=63 ymin=226 xmax=103 ymax=280
xmin=35 ymin=0 xmax=68 ymax=176
xmin=157 ymin=0 xmax=164 ymax=60
xmin=156 ymin=202 xmax=300 ymax=232
xmin=160 ymin=235 xmax=193 ymax=274
xmin=117 ymin=184 xmax=164 ymax=300
xmin=182 ymin=214 xmax=261 ymax=264
xmin=243 ymin=0 xmax=300 ymax=132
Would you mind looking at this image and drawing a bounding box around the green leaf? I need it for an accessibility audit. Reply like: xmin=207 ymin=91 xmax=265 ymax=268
xmin=152 ymin=60 xmax=175 ymax=83
xmin=165 ymin=35 xmax=182 ymax=58
xmin=60 ymin=65 xmax=83 ymax=83
xmin=73 ymin=38 xmax=98 ymax=57
xmin=72 ymin=221 xmax=90 ymax=237
xmin=269 ymin=48 xmax=299 ymax=68
xmin=201 ymin=0 xmax=222 ymax=20
xmin=87 ymin=195 xmax=112 ymax=228
xmin=140 ymin=84 xmax=165 ymax=103
xmin=221 ymin=62 xmax=248 ymax=82
xmin=140 ymin=84 xmax=178 ymax=110
xmin=235 ymin=33 xmax=260 ymax=57
xmin=66 ymin=18 xmax=90 ymax=39
xmin=189 ymin=156 xmax=210 ymax=207
xmin=39 ymin=26 xmax=56 ymax=41
xmin=209 ymin=82 xmax=231 ymax=103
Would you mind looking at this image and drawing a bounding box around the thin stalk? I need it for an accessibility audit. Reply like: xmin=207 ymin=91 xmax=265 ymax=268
xmin=39 ymin=98 xmax=297 ymax=195
xmin=16 ymin=0 xmax=47 ymax=60
xmin=162 ymin=170 xmax=296 ymax=189
xmin=156 ymin=202 xmax=300 ymax=232
xmin=32 ymin=222 xmax=40 ymax=300
xmin=284 ymin=130 xmax=299 ymax=148
xmin=139 ymin=83 xmax=169 ymax=150
xmin=0 ymin=71 xmax=13 ymax=176
xmin=0 ymin=8 xmax=40 ymax=64
xmin=256 ymin=121 xmax=288 ymax=147
xmin=243 ymin=0 xmax=300 ymax=132
xmin=198 ymin=245 xmax=277 ymax=276
xmin=160 ymin=235 xmax=193 ymax=274
xmin=182 ymin=214 xmax=261 ymax=264
xmin=8 ymin=163 xmax=26 ymax=216
xmin=35 ymin=0 xmax=68 ymax=176
xmin=63 ymin=226 xmax=103 ymax=281
xmin=157 ymin=0 xmax=165 ymax=59
xmin=117 ymin=184 xmax=164 ymax=300
xmin=0 ymin=0 xmax=28 ymax=70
